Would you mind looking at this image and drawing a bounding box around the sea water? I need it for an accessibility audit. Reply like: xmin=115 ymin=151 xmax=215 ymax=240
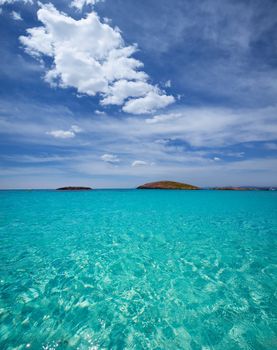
xmin=0 ymin=190 xmax=276 ymax=349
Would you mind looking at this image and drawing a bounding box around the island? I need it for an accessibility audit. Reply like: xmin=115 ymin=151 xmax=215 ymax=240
xmin=56 ymin=186 xmax=92 ymax=191
xmin=212 ymin=187 xmax=250 ymax=191
xmin=211 ymin=187 xmax=275 ymax=191
xmin=137 ymin=181 xmax=199 ymax=190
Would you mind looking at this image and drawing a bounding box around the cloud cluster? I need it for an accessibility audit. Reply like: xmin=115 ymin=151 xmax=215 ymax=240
xmin=145 ymin=113 xmax=181 ymax=124
xmin=132 ymin=160 xmax=147 ymax=167
xmin=2 ymin=97 xmax=276 ymax=151
xmin=101 ymin=153 xmax=120 ymax=163
xmin=20 ymin=3 xmax=174 ymax=114
xmin=112 ymin=0 xmax=277 ymax=110
xmin=1 ymin=98 xmax=277 ymax=187
xmin=0 ymin=0 xmax=32 ymax=5
xmin=141 ymin=107 xmax=277 ymax=147
xmin=46 ymin=125 xmax=82 ymax=139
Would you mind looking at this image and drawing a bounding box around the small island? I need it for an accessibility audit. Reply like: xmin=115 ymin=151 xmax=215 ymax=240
xmin=56 ymin=186 xmax=93 ymax=191
xmin=212 ymin=187 xmax=251 ymax=191
xmin=211 ymin=187 xmax=275 ymax=191
xmin=137 ymin=181 xmax=199 ymax=190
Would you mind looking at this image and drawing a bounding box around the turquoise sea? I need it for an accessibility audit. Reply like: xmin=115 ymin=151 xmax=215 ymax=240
xmin=0 ymin=190 xmax=276 ymax=350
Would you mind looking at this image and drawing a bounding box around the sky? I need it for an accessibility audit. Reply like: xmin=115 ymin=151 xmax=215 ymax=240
xmin=0 ymin=0 xmax=277 ymax=189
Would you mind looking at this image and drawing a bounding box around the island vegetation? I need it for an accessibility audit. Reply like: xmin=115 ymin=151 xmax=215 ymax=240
xmin=137 ymin=181 xmax=199 ymax=190
xmin=56 ymin=186 xmax=92 ymax=191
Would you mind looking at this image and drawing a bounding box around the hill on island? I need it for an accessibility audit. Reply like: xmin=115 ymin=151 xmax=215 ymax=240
xmin=56 ymin=186 xmax=92 ymax=191
xmin=137 ymin=181 xmax=199 ymax=190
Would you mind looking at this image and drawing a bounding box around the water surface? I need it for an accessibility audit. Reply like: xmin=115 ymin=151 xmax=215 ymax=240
xmin=0 ymin=190 xmax=276 ymax=349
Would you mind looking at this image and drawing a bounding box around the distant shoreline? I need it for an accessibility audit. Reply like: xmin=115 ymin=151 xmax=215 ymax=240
xmin=0 ymin=187 xmax=276 ymax=191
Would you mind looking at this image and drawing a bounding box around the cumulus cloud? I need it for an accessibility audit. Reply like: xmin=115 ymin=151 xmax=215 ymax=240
xmin=20 ymin=3 xmax=174 ymax=114
xmin=132 ymin=160 xmax=147 ymax=167
xmin=46 ymin=125 xmax=82 ymax=139
xmin=123 ymin=90 xmax=175 ymax=115
xmin=11 ymin=10 xmax=22 ymax=20
xmin=101 ymin=153 xmax=120 ymax=163
xmin=101 ymin=80 xmax=152 ymax=106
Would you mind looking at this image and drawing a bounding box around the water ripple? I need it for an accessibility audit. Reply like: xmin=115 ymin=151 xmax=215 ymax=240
xmin=0 ymin=190 xmax=276 ymax=349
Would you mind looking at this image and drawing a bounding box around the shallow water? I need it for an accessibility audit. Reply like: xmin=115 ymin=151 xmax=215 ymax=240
xmin=0 ymin=190 xmax=276 ymax=349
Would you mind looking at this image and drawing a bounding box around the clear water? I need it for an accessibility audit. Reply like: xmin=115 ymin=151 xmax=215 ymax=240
xmin=0 ymin=190 xmax=276 ymax=350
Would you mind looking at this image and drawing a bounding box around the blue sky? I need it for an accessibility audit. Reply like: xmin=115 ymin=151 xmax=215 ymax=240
xmin=0 ymin=0 xmax=277 ymax=188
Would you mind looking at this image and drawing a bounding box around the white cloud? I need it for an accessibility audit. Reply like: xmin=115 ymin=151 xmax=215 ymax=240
xmin=21 ymin=26 xmax=53 ymax=57
xmin=101 ymin=80 xmax=153 ymax=106
xmin=47 ymin=130 xmax=75 ymax=139
xmin=95 ymin=110 xmax=105 ymax=115
xmin=132 ymin=160 xmax=147 ymax=167
xmin=46 ymin=125 xmax=82 ymax=139
xmin=0 ymin=0 xmax=32 ymax=5
xmin=1 ymin=99 xmax=277 ymax=187
xmin=0 ymin=0 xmax=28 ymax=3
xmin=20 ymin=3 xmax=174 ymax=114
xmin=2 ymin=99 xmax=277 ymax=151
xmin=70 ymin=0 xmax=102 ymax=11
xmin=123 ymin=90 xmax=175 ymax=114
xmin=122 ymin=106 xmax=277 ymax=148
xmin=213 ymin=157 xmax=221 ymax=161
xmin=1 ymin=156 xmax=276 ymax=189
xmin=164 ymin=80 xmax=171 ymax=88
xmin=11 ymin=10 xmax=22 ymax=20
xmin=101 ymin=153 xmax=120 ymax=163
xmin=145 ymin=112 xmax=181 ymax=124
xmin=70 ymin=124 xmax=82 ymax=133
